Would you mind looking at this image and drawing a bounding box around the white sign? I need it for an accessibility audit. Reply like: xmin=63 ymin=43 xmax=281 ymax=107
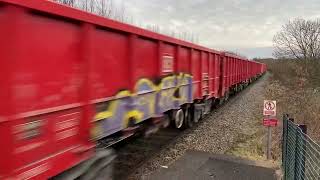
xmin=162 ymin=55 xmax=174 ymax=73
xmin=263 ymin=100 xmax=276 ymax=116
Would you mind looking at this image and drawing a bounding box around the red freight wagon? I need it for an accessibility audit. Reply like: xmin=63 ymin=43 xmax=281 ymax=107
xmin=218 ymin=52 xmax=258 ymax=100
xmin=0 ymin=0 xmax=266 ymax=179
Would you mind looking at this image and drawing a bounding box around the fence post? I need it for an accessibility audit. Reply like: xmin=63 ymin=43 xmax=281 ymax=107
xmin=282 ymin=114 xmax=288 ymax=179
xmin=298 ymin=125 xmax=307 ymax=180
xmin=288 ymin=117 xmax=294 ymax=180
xmin=294 ymin=124 xmax=307 ymax=180
xmin=281 ymin=115 xmax=315 ymax=180
xmin=294 ymin=126 xmax=301 ymax=180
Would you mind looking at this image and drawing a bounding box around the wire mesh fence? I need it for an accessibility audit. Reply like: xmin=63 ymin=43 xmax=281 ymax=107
xmin=282 ymin=114 xmax=320 ymax=180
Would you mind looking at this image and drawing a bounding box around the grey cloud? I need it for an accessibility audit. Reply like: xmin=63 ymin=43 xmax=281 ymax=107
xmin=117 ymin=0 xmax=320 ymax=58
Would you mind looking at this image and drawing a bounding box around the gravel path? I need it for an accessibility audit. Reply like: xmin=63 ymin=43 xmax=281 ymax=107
xmin=128 ymin=74 xmax=270 ymax=180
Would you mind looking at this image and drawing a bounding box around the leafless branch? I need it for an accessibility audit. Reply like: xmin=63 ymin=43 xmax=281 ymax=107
xmin=273 ymin=18 xmax=320 ymax=60
xmin=52 ymin=0 xmax=201 ymax=44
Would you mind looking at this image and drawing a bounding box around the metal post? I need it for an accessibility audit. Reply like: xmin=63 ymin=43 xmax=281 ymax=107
xmin=288 ymin=117 xmax=294 ymax=180
xmin=298 ymin=125 xmax=307 ymax=180
xmin=282 ymin=114 xmax=288 ymax=175
xmin=294 ymin=127 xmax=300 ymax=180
xmin=267 ymin=126 xmax=272 ymax=160
xmin=294 ymin=124 xmax=305 ymax=180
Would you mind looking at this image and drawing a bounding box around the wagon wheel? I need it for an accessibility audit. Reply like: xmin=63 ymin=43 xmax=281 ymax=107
xmin=183 ymin=106 xmax=193 ymax=129
xmin=174 ymin=109 xmax=185 ymax=129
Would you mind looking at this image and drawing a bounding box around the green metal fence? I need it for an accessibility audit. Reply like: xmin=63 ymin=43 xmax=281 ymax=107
xmin=282 ymin=114 xmax=320 ymax=180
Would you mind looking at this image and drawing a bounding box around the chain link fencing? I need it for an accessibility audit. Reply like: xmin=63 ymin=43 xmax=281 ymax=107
xmin=282 ymin=114 xmax=320 ymax=180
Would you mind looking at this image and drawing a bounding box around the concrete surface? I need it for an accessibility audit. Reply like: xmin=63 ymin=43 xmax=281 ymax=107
xmin=150 ymin=150 xmax=279 ymax=180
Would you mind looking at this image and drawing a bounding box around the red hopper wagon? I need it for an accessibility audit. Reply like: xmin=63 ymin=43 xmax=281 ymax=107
xmin=0 ymin=0 xmax=267 ymax=179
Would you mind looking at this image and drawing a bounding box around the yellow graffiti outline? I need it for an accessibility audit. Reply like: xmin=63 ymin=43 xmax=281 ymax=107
xmin=134 ymin=78 xmax=157 ymax=114
xmin=90 ymin=120 xmax=104 ymax=139
xmin=173 ymin=73 xmax=191 ymax=101
xmin=122 ymin=110 xmax=144 ymax=128
xmin=93 ymin=90 xmax=131 ymax=122
xmin=158 ymin=75 xmax=175 ymax=89
xmin=92 ymin=73 xmax=192 ymax=137
xmin=134 ymin=78 xmax=157 ymax=93
xmin=158 ymin=75 xmax=175 ymax=109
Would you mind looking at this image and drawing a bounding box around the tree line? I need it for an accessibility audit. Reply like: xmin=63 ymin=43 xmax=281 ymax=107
xmin=273 ymin=18 xmax=320 ymax=60
xmin=52 ymin=0 xmax=199 ymax=43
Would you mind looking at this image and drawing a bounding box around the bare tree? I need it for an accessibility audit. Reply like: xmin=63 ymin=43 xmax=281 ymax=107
xmin=273 ymin=18 xmax=320 ymax=60
xmin=224 ymin=51 xmax=247 ymax=59
xmin=79 ymin=0 xmax=97 ymax=13
xmin=95 ymin=0 xmax=113 ymax=18
xmin=52 ymin=0 xmax=201 ymax=44
xmin=53 ymin=0 xmax=76 ymax=7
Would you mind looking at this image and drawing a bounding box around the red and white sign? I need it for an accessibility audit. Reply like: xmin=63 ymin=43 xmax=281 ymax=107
xmin=263 ymin=118 xmax=278 ymax=127
xmin=162 ymin=55 xmax=174 ymax=74
xmin=263 ymin=100 xmax=276 ymax=116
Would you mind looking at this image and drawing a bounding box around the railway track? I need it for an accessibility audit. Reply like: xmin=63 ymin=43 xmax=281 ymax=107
xmin=98 ymin=106 xmax=227 ymax=179
xmin=106 ymin=112 xmax=219 ymax=179
xmin=111 ymin=128 xmax=181 ymax=180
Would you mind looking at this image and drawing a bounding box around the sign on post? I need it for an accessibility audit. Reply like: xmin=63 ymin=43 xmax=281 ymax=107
xmin=263 ymin=118 xmax=278 ymax=127
xmin=263 ymin=100 xmax=276 ymax=116
xmin=263 ymin=100 xmax=277 ymax=160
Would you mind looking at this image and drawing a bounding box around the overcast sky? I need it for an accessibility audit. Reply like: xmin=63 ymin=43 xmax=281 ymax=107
xmin=115 ymin=0 xmax=320 ymax=58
